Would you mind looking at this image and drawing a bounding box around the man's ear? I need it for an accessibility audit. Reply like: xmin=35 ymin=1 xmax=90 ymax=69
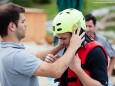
xmin=8 ymin=22 xmax=16 ymax=32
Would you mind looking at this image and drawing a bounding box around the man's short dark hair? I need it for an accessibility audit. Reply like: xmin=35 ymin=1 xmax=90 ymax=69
xmin=84 ymin=13 xmax=97 ymax=26
xmin=0 ymin=3 xmax=25 ymax=37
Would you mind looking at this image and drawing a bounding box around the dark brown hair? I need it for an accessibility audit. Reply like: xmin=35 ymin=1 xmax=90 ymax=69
xmin=85 ymin=13 xmax=97 ymax=26
xmin=0 ymin=3 xmax=25 ymax=37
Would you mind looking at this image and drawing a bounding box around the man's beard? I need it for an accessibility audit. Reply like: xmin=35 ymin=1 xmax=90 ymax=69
xmin=18 ymin=34 xmax=25 ymax=40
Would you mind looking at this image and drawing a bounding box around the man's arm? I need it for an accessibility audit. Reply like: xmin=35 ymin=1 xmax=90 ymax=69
xmin=36 ymin=44 xmax=63 ymax=60
xmin=108 ymin=57 xmax=115 ymax=75
xmin=69 ymin=47 xmax=108 ymax=86
xmin=33 ymin=27 xmax=85 ymax=78
xmin=103 ymin=39 xmax=115 ymax=76
xmin=34 ymin=46 xmax=78 ymax=78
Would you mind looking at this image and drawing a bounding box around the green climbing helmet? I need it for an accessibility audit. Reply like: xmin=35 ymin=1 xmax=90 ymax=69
xmin=52 ymin=8 xmax=86 ymax=34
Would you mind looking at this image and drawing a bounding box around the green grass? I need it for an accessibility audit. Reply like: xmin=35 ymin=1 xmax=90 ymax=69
xmin=105 ymin=26 xmax=115 ymax=32
xmin=82 ymin=0 xmax=115 ymax=14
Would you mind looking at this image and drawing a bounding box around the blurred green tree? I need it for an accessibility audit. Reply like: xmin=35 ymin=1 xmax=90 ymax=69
xmin=10 ymin=0 xmax=33 ymax=7
xmin=33 ymin=0 xmax=51 ymax=4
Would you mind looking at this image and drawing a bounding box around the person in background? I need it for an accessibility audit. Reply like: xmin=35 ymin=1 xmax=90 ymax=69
xmin=0 ymin=3 xmax=85 ymax=86
xmin=85 ymin=13 xmax=115 ymax=76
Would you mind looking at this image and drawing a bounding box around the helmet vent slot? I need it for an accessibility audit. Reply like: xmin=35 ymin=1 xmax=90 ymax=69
xmin=57 ymin=28 xmax=62 ymax=31
xmin=57 ymin=23 xmax=61 ymax=26
xmin=66 ymin=12 xmax=70 ymax=14
xmin=52 ymin=26 xmax=55 ymax=31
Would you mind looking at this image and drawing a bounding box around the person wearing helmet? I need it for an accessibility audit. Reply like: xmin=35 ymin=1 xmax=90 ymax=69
xmin=45 ymin=9 xmax=108 ymax=86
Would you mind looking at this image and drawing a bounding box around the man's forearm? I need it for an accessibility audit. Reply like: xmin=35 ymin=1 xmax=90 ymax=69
xmin=74 ymin=67 xmax=103 ymax=86
xmin=36 ymin=45 xmax=63 ymax=60
xmin=52 ymin=46 xmax=77 ymax=77
xmin=108 ymin=57 xmax=115 ymax=75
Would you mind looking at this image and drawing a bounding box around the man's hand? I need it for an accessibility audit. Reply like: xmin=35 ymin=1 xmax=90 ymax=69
xmin=45 ymin=54 xmax=59 ymax=63
xmin=69 ymin=54 xmax=81 ymax=72
xmin=69 ymin=25 xmax=85 ymax=51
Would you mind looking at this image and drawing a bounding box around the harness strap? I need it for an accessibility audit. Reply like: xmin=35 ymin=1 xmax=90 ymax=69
xmin=81 ymin=64 xmax=87 ymax=69
xmin=54 ymin=78 xmax=60 ymax=83
xmin=66 ymin=77 xmax=77 ymax=82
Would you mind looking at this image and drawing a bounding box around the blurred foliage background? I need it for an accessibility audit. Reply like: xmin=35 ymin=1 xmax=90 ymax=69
xmin=1 ymin=0 xmax=115 ymax=43
xmin=9 ymin=0 xmax=115 ymax=20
